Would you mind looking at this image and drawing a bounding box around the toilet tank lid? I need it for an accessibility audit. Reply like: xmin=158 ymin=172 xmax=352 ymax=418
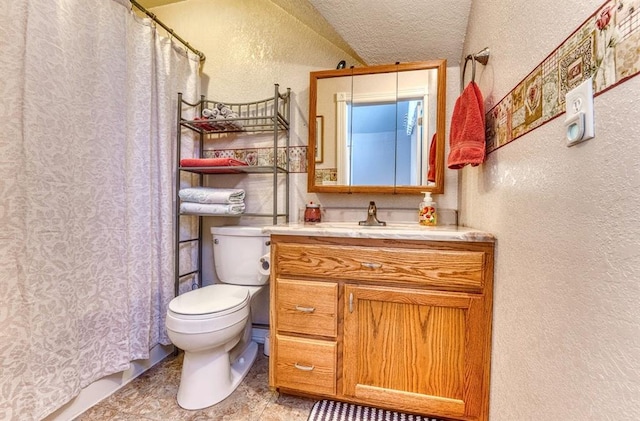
xmin=210 ymin=225 xmax=268 ymax=236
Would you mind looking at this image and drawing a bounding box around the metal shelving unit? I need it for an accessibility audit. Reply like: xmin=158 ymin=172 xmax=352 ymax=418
xmin=174 ymin=84 xmax=290 ymax=296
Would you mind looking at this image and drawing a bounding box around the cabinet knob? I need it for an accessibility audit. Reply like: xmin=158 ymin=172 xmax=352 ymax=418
xmin=295 ymin=305 xmax=316 ymax=313
xmin=294 ymin=363 xmax=315 ymax=371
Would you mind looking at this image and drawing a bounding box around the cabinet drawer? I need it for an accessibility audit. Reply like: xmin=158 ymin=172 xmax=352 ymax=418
xmin=274 ymin=335 xmax=336 ymax=396
xmin=275 ymin=243 xmax=486 ymax=292
xmin=275 ymin=279 xmax=338 ymax=337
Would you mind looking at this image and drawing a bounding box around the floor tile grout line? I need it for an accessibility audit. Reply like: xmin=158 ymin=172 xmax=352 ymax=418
xmin=253 ymin=389 xmax=279 ymax=421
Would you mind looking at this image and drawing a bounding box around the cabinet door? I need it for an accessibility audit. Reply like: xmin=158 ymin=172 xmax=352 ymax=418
xmin=343 ymin=284 xmax=488 ymax=420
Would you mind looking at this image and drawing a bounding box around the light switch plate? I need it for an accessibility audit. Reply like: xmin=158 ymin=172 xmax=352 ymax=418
xmin=565 ymin=77 xmax=594 ymax=146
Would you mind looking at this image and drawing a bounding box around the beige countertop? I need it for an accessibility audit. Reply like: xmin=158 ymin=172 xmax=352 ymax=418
xmin=263 ymin=222 xmax=495 ymax=242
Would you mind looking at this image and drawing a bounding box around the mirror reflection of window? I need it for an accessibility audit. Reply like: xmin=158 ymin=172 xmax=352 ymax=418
xmin=349 ymin=100 xmax=423 ymax=186
xmin=308 ymin=60 xmax=446 ymax=193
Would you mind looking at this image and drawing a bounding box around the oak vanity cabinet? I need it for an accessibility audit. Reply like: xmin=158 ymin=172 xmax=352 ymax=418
xmin=268 ymin=235 xmax=494 ymax=421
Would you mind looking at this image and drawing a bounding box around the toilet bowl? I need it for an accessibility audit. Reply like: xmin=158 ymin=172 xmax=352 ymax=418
xmin=166 ymin=226 xmax=270 ymax=410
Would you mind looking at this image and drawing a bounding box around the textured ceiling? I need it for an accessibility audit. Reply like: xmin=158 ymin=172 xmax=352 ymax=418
xmin=268 ymin=0 xmax=364 ymax=64
xmin=305 ymin=0 xmax=472 ymax=66
xmin=137 ymin=0 xmax=472 ymax=66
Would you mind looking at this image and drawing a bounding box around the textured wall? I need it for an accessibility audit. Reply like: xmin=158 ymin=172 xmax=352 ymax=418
xmin=150 ymin=0 xmax=460 ymax=208
xmin=461 ymin=1 xmax=640 ymax=419
xmin=150 ymin=0 xmax=460 ymax=220
xmin=150 ymin=0 xmax=359 ymax=322
xmin=150 ymin=0 xmax=459 ymax=325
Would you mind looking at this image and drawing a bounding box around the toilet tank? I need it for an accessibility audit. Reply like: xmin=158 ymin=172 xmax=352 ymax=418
xmin=211 ymin=226 xmax=270 ymax=286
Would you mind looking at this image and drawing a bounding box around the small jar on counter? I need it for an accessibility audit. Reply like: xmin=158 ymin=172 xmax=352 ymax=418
xmin=304 ymin=202 xmax=321 ymax=223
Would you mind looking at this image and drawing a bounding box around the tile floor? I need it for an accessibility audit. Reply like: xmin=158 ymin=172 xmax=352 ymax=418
xmin=75 ymin=346 xmax=315 ymax=421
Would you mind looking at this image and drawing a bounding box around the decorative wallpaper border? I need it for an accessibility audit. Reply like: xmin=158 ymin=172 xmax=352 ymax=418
xmin=314 ymin=168 xmax=338 ymax=184
xmin=203 ymin=146 xmax=308 ymax=173
xmin=486 ymin=0 xmax=640 ymax=153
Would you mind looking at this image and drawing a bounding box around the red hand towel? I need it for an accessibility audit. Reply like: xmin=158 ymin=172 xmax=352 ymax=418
xmin=180 ymin=158 xmax=248 ymax=173
xmin=427 ymin=132 xmax=437 ymax=182
xmin=447 ymin=81 xmax=486 ymax=169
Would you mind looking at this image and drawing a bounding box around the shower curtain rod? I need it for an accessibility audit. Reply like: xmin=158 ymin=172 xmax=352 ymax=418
xmin=130 ymin=0 xmax=206 ymax=62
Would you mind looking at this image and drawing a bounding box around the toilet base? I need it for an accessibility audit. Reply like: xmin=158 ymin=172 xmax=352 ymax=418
xmin=176 ymin=341 xmax=259 ymax=410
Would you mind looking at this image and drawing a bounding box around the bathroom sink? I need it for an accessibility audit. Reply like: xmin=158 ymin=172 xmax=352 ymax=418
xmin=263 ymin=222 xmax=495 ymax=242
xmin=312 ymin=221 xmax=421 ymax=230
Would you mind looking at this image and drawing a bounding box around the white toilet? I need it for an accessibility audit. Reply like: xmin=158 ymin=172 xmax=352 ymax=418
xmin=165 ymin=225 xmax=270 ymax=410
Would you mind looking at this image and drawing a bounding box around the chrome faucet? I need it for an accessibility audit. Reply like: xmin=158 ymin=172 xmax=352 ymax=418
xmin=359 ymin=201 xmax=387 ymax=226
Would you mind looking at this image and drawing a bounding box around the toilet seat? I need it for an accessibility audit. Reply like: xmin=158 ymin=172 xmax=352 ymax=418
xmin=169 ymin=284 xmax=250 ymax=319
xmin=166 ymin=285 xmax=251 ymax=335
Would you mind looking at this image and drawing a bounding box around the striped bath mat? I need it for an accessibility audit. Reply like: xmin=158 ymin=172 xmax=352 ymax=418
xmin=308 ymin=399 xmax=444 ymax=421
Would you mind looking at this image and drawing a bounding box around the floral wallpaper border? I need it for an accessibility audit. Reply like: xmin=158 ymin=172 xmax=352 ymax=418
xmin=203 ymin=146 xmax=308 ymax=173
xmin=486 ymin=0 xmax=640 ymax=153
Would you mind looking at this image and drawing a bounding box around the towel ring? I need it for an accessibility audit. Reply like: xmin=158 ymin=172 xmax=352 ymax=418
xmin=461 ymin=47 xmax=490 ymax=93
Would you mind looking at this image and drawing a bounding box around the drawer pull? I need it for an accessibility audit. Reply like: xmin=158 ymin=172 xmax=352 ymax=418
xmin=361 ymin=262 xmax=382 ymax=269
xmin=295 ymin=305 xmax=316 ymax=313
xmin=294 ymin=363 xmax=315 ymax=371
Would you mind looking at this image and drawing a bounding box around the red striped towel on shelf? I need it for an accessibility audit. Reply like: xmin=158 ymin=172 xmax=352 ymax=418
xmin=180 ymin=158 xmax=248 ymax=173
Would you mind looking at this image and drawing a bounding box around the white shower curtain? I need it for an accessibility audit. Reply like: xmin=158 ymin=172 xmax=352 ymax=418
xmin=0 ymin=1 xmax=199 ymax=419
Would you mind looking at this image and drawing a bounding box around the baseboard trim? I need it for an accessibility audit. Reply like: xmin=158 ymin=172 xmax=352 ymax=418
xmin=252 ymin=326 xmax=269 ymax=344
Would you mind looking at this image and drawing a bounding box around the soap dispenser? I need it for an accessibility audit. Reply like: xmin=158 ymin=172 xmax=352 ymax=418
xmin=418 ymin=192 xmax=437 ymax=226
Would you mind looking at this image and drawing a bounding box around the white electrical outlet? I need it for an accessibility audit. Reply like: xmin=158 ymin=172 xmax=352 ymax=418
xmin=564 ymin=77 xmax=594 ymax=147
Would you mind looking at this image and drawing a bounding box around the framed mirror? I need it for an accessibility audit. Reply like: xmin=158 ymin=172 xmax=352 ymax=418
xmin=308 ymin=60 xmax=446 ymax=194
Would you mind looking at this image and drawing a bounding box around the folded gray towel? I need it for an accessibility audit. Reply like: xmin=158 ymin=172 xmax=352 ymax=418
xmin=180 ymin=202 xmax=245 ymax=215
xmin=179 ymin=187 xmax=245 ymax=204
xmin=201 ymin=103 xmax=243 ymax=130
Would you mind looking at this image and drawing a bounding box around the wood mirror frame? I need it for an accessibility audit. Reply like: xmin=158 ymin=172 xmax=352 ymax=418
xmin=307 ymin=60 xmax=447 ymax=194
